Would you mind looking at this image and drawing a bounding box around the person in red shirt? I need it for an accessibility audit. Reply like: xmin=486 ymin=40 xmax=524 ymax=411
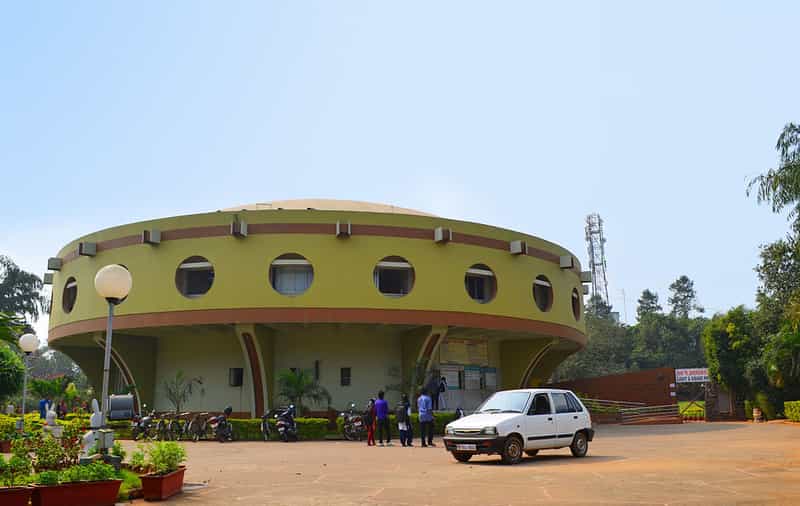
xmin=364 ymin=398 xmax=376 ymax=446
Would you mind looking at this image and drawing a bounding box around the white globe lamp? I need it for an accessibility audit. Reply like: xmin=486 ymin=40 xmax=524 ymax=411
xmin=94 ymin=264 xmax=132 ymax=303
xmin=19 ymin=333 xmax=38 ymax=354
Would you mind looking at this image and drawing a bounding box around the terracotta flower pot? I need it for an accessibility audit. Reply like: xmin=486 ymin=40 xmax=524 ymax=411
xmin=141 ymin=466 xmax=186 ymax=501
xmin=32 ymin=480 xmax=122 ymax=506
xmin=0 ymin=486 xmax=33 ymax=506
xmin=0 ymin=439 xmax=11 ymax=453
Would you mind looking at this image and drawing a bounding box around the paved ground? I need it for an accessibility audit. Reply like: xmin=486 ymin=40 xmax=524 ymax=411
xmin=125 ymin=422 xmax=800 ymax=505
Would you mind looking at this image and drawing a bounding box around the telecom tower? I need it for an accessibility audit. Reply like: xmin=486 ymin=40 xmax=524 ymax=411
xmin=585 ymin=213 xmax=610 ymax=304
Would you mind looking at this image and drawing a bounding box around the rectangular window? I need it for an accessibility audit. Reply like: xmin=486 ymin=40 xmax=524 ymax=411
xmin=374 ymin=262 xmax=413 ymax=296
xmin=529 ymin=393 xmax=552 ymax=415
xmin=566 ymin=392 xmax=583 ymax=412
xmin=271 ymin=263 xmax=313 ymax=295
xmin=340 ymin=367 xmax=351 ymax=386
xmin=552 ymin=393 xmax=571 ymax=413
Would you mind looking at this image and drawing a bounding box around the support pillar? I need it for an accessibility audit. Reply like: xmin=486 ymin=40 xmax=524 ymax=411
xmin=235 ymin=324 xmax=269 ymax=418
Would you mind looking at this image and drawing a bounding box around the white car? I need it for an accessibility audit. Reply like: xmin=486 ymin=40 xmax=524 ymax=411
xmin=443 ymin=388 xmax=594 ymax=464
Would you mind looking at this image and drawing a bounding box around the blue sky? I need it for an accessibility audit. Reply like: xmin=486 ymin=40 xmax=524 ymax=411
xmin=1 ymin=1 xmax=797 ymax=341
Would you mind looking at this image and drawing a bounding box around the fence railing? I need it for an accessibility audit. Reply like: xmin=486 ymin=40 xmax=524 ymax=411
xmin=619 ymin=404 xmax=681 ymax=424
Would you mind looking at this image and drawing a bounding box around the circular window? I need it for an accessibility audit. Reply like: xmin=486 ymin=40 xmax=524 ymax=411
xmin=175 ymin=256 xmax=214 ymax=298
xmin=270 ymin=253 xmax=314 ymax=296
xmin=464 ymin=264 xmax=497 ymax=304
xmin=532 ymin=275 xmax=553 ymax=312
xmin=572 ymin=288 xmax=581 ymax=321
xmin=374 ymin=256 xmax=415 ymax=297
xmin=62 ymin=277 xmax=78 ymax=313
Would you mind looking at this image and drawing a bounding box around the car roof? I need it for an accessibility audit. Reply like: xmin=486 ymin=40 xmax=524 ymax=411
xmin=495 ymin=388 xmax=574 ymax=394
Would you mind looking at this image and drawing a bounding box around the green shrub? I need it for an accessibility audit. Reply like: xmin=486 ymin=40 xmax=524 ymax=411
xmin=36 ymin=470 xmax=60 ymax=486
xmin=335 ymin=412 xmax=459 ymax=437
xmin=0 ymin=453 xmax=33 ymax=486
xmin=129 ymin=445 xmax=146 ymax=472
xmin=117 ymin=468 xmax=142 ymax=501
xmin=785 ymin=401 xmax=800 ymax=422
xmin=111 ymin=441 xmax=126 ymax=460
xmin=755 ymin=392 xmax=777 ymax=420
xmin=0 ymin=416 xmax=15 ymax=440
xmin=145 ymin=441 xmax=186 ymax=475
xmin=33 ymin=435 xmax=66 ymax=471
xmin=229 ymin=417 xmax=329 ymax=440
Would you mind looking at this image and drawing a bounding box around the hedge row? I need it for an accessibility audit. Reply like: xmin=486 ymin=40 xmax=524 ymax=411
xmin=336 ymin=412 xmax=459 ymax=436
xmin=785 ymin=401 xmax=800 ymax=422
xmin=0 ymin=414 xmax=132 ymax=440
xmin=229 ymin=418 xmax=329 ymax=440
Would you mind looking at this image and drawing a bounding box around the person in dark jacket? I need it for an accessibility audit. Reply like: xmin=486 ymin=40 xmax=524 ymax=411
xmin=397 ymin=393 xmax=413 ymax=447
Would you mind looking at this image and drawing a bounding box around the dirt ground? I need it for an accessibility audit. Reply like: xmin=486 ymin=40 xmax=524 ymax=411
xmin=123 ymin=421 xmax=800 ymax=505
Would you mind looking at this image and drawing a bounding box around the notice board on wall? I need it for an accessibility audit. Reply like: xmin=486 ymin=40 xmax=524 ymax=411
xmin=440 ymin=339 xmax=488 ymax=366
xmin=464 ymin=365 xmax=482 ymax=391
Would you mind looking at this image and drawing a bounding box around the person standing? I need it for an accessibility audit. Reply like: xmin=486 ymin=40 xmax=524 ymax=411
xmin=417 ymin=389 xmax=435 ymax=447
xmin=39 ymin=398 xmax=49 ymax=419
xmin=427 ymin=376 xmax=440 ymax=410
xmin=364 ymin=398 xmax=376 ymax=446
xmin=438 ymin=376 xmax=448 ymax=410
xmin=375 ymin=391 xmax=392 ymax=446
xmin=396 ymin=393 xmax=413 ymax=447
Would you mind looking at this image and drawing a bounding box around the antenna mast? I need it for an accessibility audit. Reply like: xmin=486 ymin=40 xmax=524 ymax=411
xmin=585 ymin=213 xmax=610 ymax=304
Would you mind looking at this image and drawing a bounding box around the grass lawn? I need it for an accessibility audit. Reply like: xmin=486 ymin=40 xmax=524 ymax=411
xmin=118 ymin=469 xmax=142 ymax=501
xmin=679 ymin=401 xmax=705 ymax=416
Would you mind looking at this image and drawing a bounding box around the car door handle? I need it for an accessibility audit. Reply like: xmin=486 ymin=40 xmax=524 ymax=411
xmin=548 ymin=417 xmax=553 ymax=421
xmin=573 ymin=416 xmax=578 ymax=419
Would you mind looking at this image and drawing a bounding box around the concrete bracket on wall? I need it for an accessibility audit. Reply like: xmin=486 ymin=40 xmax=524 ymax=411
xmin=235 ymin=324 xmax=268 ymax=417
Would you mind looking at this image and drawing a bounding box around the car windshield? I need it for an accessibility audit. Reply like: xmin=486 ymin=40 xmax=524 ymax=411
xmin=477 ymin=391 xmax=531 ymax=413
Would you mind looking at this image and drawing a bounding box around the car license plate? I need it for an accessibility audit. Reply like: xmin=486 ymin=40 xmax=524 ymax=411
xmin=456 ymin=444 xmax=477 ymax=452
xmin=354 ymin=421 xmax=362 ymax=427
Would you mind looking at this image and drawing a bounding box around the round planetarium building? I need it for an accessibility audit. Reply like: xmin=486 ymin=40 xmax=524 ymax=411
xmin=46 ymin=200 xmax=588 ymax=416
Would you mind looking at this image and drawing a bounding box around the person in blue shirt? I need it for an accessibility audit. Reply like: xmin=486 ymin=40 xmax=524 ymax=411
xmin=374 ymin=391 xmax=392 ymax=446
xmin=39 ymin=398 xmax=49 ymax=419
xmin=417 ymin=389 xmax=435 ymax=447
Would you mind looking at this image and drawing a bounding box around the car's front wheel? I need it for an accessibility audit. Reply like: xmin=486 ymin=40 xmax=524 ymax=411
xmin=500 ymin=436 xmax=524 ymax=465
xmin=452 ymin=452 xmax=472 ymax=463
xmin=570 ymin=432 xmax=588 ymax=457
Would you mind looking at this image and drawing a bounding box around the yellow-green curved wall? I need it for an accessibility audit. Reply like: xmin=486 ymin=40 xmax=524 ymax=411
xmin=48 ymin=209 xmax=585 ymax=339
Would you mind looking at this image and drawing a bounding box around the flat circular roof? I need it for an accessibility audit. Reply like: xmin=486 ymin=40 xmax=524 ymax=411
xmin=222 ymin=199 xmax=436 ymax=217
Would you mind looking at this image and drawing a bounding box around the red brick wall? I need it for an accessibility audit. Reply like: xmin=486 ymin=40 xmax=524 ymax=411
xmin=548 ymin=368 xmax=677 ymax=406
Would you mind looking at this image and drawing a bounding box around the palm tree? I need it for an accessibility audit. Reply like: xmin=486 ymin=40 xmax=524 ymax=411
xmin=0 ymin=312 xmax=23 ymax=348
xmin=162 ymin=371 xmax=204 ymax=413
xmin=277 ymin=369 xmax=331 ymax=415
xmin=748 ymin=123 xmax=800 ymax=224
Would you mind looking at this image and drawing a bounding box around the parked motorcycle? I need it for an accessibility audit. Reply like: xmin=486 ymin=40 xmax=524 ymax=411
xmin=132 ymin=405 xmax=157 ymax=441
xmin=209 ymin=406 xmax=234 ymax=442
xmin=275 ymin=405 xmax=298 ymax=442
xmin=341 ymin=402 xmax=366 ymax=441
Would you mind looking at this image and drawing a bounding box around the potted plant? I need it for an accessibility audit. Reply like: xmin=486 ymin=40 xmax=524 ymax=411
xmin=0 ymin=452 xmax=33 ymax=506
xmin=32 ymin=462 xmax=121 ymax=506
xmin=138 ymin=441 xmax=187 ymax=501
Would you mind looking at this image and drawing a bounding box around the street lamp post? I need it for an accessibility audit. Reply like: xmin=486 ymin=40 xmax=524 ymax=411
xmin=18 ymin=332 xmax=38 ymax=432
xmin=94 ymin=264 xmax=132 ymax=427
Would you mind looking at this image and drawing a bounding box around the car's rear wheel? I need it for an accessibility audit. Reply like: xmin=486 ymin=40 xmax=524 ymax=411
xmin=525 ymin=450 xmax=539 ymax=457
xmin=452 ymin=452 xmax=472 ymax=463
xmin=570 ymin=432 xmax=588 ymax=457
xmin=500 ymin=436 xmax=523 ymax=465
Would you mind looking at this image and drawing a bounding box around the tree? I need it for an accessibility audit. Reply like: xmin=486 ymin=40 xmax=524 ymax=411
xmin=30 ymin=377 xmax=66 ymax=402
xmin=636 ymin=289 xmax=662 ymax=321
xmin=748 ymin=123 xmax=800 ymax=227
xmin=162 ymin=371 xmax=204 ymax=413
xmin=277 ymin=369 xmax=331 ymax=414
xmin=703 ymin=306 xmax=761 ymax=396
xmin=552 ymin=302 xmax=633 ymax=381
xmin=0 ymin=312 xmax=24 ymax=348
xmin=752 ymin=236 xmax=800 ymax=336
xmin=0 ymin=256 xmax=45 ymax=323
xmin=586 ymin=294 xmax=614 ymax=320
xmin=668 ymin=275 xmax=704 ymax=318
xmin=0 ymin=345 xmax=24 ymax=403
